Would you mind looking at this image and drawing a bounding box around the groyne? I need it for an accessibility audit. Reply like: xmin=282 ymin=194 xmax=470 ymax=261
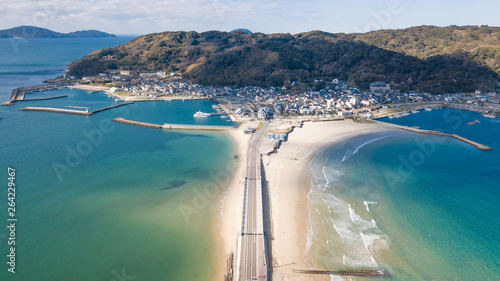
xmin=379 ymin=122 xmax=493 ymax=151
xmin=293 ymin=268 xmax=389 ymax=278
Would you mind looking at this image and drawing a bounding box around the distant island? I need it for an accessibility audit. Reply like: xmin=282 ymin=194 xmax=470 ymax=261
xmin=68 ymin=25 xmax=500 ymax=93
xmin=0 ymin=25 xmax=116 ymax=39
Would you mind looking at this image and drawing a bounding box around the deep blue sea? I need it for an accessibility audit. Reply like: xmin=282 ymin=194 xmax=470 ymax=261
xmin=307 ymin=109 xmax=499 ymax=280
xmin=0 ymin=38 xmax=236 ymax=280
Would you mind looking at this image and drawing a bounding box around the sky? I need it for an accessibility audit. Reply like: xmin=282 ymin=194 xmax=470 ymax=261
xmin=1 ymin=0 xmax=499 ymax=35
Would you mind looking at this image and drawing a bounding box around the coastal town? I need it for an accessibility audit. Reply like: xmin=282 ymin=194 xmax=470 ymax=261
xmin=12 ymin=69 xmax=497 ymax=122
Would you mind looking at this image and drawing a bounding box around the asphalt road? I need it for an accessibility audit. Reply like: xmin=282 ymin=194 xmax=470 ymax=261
xmin=238 ymin=122 xmax=269 ymax=281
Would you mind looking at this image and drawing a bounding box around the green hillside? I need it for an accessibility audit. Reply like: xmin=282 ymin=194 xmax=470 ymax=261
xmin=68 ymin=26 xmax=500 ymax=93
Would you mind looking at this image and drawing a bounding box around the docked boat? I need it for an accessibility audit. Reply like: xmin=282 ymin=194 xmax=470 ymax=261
xmin=193 ymin=111 xmax=211 ymax=118
xmin=220 ymin=115 xmax=228 ymax=119
xmin=483 ymin=113 xmax=496 ymax=118
xmin=424 ymin=107 xmax=433 ymax=111
xmin=411 ymin=110 xmax=420 ymax=114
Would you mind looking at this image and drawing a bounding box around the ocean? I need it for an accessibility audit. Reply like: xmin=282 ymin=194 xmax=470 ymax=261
xmin=307 ymin=109 xmax=500 ymax=280
xmin=0 ymin=38 xmax=236 ymax=280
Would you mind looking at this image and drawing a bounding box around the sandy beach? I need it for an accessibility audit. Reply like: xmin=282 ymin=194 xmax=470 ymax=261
xmin=260 ymin=120 xmax=391 ymax=280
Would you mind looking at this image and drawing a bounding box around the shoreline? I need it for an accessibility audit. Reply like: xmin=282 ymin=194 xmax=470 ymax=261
xmin=219 ymin=124 xmax=252 ymax=280
xmin=261 ymin=120 xmax=391 ymax=280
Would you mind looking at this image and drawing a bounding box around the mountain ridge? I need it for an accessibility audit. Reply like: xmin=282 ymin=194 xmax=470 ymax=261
xmin=0 ymin=25 xmax=116 ymax=38
xmin=68 ymin=25 xmax=500 ymax=93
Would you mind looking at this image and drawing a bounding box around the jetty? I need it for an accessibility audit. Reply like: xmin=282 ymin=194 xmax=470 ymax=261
xmin=113 ymin=118 xmax=163 ymax=129
xmin=113 ymin=118 xmax=235 ymax=131
xmin=2 ymin=83 xmax=71 ymax=106
xmin=379 ymin=122 xmax=493 ymax=151
xmin=293 ymin=268 xmax=389 ymax=278
xmin=21 ymin=102 xmax=134 ymax=116
xmin=19 ymin=95 xmax=68 ymax=102
xmin=163 ymin=123 xmax=235 ymax=131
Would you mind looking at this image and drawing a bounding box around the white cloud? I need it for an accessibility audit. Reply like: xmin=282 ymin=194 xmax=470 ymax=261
xmin=1 ymin=0 xmax=499 ymax=35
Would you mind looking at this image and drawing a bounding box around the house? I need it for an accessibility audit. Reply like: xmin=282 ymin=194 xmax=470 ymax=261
xmin=370 ymin=82 xmax=391 ymax=92
xmin=258 ymin=108 xmax=270 ymax=120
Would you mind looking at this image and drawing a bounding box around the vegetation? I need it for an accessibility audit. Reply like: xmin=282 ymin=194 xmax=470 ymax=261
xmin=68 ymin=26 xmax=500 ymax=93
xmin=0 ymin=26 xmax=116 ymax=38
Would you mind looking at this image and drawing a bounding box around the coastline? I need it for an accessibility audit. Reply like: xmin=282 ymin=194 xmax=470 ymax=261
xmin=219 ymin=124 xmax=252 ymax=280
xmin=261 ymin=120 xmax=391 ymax=280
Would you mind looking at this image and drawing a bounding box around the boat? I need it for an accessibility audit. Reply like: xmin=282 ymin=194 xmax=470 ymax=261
xmin=424 ymin=107 xmax=433 ymax=111
xmin=482 ymin=113 xmax=496 ymax=118
xmin=468 ymin=120 xmax=480 ymax=125
xmin=411 ymin=110 xmax=420 ymax=114
xmin=220 ymin=115 xmax=228 ymax=119
xmin=193 ymin=111 xmax=211 ymax=118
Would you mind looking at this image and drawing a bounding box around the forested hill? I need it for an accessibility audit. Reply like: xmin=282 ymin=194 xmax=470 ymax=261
xmin=68 ymin=25 xmax=500 ymax=93
xmin=0 ymin=26 xmax=116 ymax=38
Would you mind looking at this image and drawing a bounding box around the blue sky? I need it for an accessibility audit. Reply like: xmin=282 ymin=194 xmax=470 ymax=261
xmin=1 ymin=0 xmax=499 ymax=35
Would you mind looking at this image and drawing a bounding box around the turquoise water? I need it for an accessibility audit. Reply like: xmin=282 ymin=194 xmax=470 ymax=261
xmin=307 ymin=110 xmax=499 ymax=280
xmin=0 ymin=39 xmax=237 ymax=280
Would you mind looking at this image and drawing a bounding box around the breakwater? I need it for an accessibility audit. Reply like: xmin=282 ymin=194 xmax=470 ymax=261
xmin=113 ymin=118 xmax=163 ymax=129
xmin=379 ymin=122 xmax=493 ymax=151
xmin=21 ymin=102 xmax=134 ymax=116
xmin=22 ymin=107 xmax=90 ymax=116
xmin=113 ymin=118 xmax=236 ymax=131
xmin=20 ymin=95 xmax=68 ymax=102
xmin=163 ymin=123 xmax=235 ymax=131
xmin=2 ymin=83 xmax=72 ymax=105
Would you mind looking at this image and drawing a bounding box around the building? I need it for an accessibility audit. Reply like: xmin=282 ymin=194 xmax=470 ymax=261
xmin=370 ymin=82 xmax=391 ymax=92
xmin=258 ymin=108 xmax=270 ymax=120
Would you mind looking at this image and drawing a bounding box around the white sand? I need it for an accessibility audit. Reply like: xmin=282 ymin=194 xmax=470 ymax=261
xmin=262 ymin=120 xmax=390 ymax=280
xmin=217 ymin=125 xmax=252 ymax=279
xmin=217 ymin=119 xmax=391 ymax=280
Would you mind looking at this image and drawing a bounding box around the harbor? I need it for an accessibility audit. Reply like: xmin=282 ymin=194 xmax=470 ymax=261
xmin=2 ymin=83 xmax=73 ymax=106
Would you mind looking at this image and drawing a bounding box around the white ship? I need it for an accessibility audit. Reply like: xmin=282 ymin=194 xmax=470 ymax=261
xmin=193 ymin=111 xmax=211 ymax=118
